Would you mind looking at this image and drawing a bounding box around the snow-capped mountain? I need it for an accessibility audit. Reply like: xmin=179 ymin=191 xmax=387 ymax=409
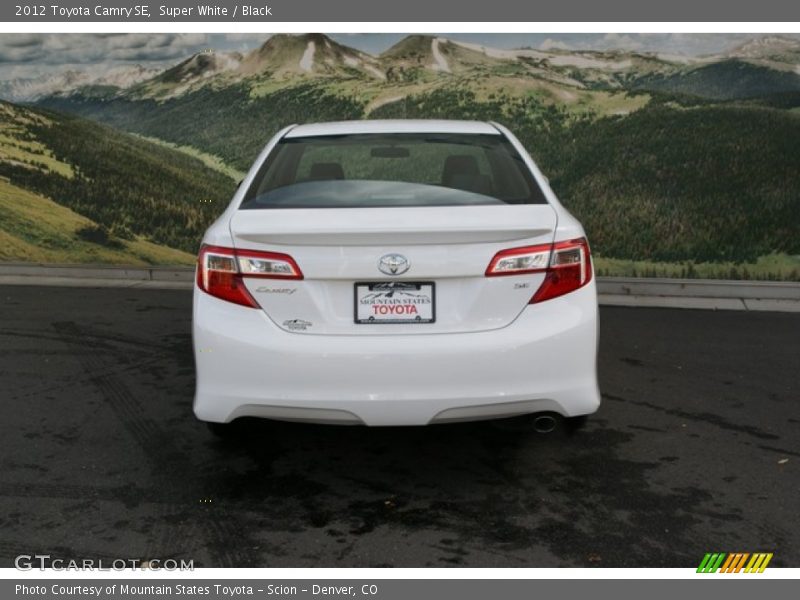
xmin=0 ymin=64 xmax=161 ymax=102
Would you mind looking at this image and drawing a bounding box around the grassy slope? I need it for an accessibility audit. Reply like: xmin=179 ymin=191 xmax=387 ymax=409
xmin=594 ymin=254 xmax=800 ymax=281
xmin=131 ymin=133 xmax=245 ymax=181
xmin=0 ymin=178 xmax=193 ymax=264
xmin=0 ymin=104 xmax=74 ymax=178
xmin=0 ymin=100 xmax=236 ymax=259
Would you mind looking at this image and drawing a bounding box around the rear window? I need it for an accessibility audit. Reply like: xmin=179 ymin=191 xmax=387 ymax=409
xmin=240 ymin=133 xmax=548 ymax=209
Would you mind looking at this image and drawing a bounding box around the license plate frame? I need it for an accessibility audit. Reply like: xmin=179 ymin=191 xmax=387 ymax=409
xmin=354 ymin=281 xmax=436 ymax=324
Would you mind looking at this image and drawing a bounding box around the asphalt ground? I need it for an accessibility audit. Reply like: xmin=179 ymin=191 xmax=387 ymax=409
xmin=1 ymin=285 xmax=798 ymax=568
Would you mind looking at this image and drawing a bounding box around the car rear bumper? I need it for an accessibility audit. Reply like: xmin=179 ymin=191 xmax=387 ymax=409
xmin=192 ymin=282 xmax=600 ymax=426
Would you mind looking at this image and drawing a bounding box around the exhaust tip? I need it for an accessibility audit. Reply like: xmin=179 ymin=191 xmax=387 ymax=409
xmin=533 ymin=414 xmax=558 ymax=434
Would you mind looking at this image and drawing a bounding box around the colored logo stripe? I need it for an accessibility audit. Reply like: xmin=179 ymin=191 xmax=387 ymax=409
xmin=745 ymin=553 xmax=773 ymax=573
xmin=720 ymin=553 xmax=749 ymax=573
xmin=697 ymin=553 xmax=726 ymax=573
xmin=697 ymin=553 xmax=773 ymax=573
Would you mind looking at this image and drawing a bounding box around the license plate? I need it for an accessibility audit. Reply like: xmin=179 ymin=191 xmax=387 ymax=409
xmin=354 ymin=281 xmax=435 ymax=324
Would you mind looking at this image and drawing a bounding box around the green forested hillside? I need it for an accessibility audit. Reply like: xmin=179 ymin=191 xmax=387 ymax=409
xmin=43 ymin=83 xmax=365 ymax=172
xmin=38 ymin=84 xmax=800 ymax=271
xmin=633 ymin=60 xmax=800 ymax=100
xmin=373 ymin=89 xmax=800 ymax=265
xmin=0 ymin=101 xmax=235 ymax=258
xmin=21 ymin=34 xmax=800 ymax=277
xmin=543 ymin=104 xmax=800 ymax=263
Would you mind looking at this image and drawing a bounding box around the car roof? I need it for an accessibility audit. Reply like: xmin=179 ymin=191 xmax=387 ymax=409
xmin=284 ymin=119 xmax=501 ymax=138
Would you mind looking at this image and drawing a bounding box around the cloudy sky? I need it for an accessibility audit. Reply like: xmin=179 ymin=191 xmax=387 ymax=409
xmin=1 ymin=32 xmax=798 ymax=80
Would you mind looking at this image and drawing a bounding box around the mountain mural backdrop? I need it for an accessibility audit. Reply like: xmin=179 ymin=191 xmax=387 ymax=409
xmin=2 ymin=33 xmax=800 ymax=278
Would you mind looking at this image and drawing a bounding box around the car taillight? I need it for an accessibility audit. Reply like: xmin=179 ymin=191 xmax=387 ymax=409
xmin=530 ymin=238 xmax=592 ymax=303
xmin=485 ymin=243 xmax=552 ymax=277
xmin=196 ymin=244 xmax=303 ymax=308
xmin=486 ymin=238 xmax=592 ymax=303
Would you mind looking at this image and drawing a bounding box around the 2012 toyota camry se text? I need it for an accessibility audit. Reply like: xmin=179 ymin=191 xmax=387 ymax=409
xmin=193 ymin=120 xmax=600 ymax=432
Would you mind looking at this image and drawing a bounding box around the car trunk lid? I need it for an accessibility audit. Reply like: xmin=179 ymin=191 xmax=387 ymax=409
xmin=229 ymin=204 xmax=558 ymax=335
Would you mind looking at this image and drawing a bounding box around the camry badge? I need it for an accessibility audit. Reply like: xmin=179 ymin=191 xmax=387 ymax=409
xmin=378 ymin=254 xmax=410 ymax=276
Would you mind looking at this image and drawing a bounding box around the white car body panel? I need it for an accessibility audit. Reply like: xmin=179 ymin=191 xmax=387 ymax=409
xmin=193 ymin=119 xmax=600 ymax=426
xmin=193 ymin=283 xmax=599 ymax=426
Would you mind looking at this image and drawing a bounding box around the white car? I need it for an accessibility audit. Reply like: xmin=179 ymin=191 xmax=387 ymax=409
xmin=193 ymin=120 xmax=599 ymax=433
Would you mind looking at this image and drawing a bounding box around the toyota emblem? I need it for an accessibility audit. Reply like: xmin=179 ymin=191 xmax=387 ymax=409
xmin=378 ymin=253 xmax=410 ymax=276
